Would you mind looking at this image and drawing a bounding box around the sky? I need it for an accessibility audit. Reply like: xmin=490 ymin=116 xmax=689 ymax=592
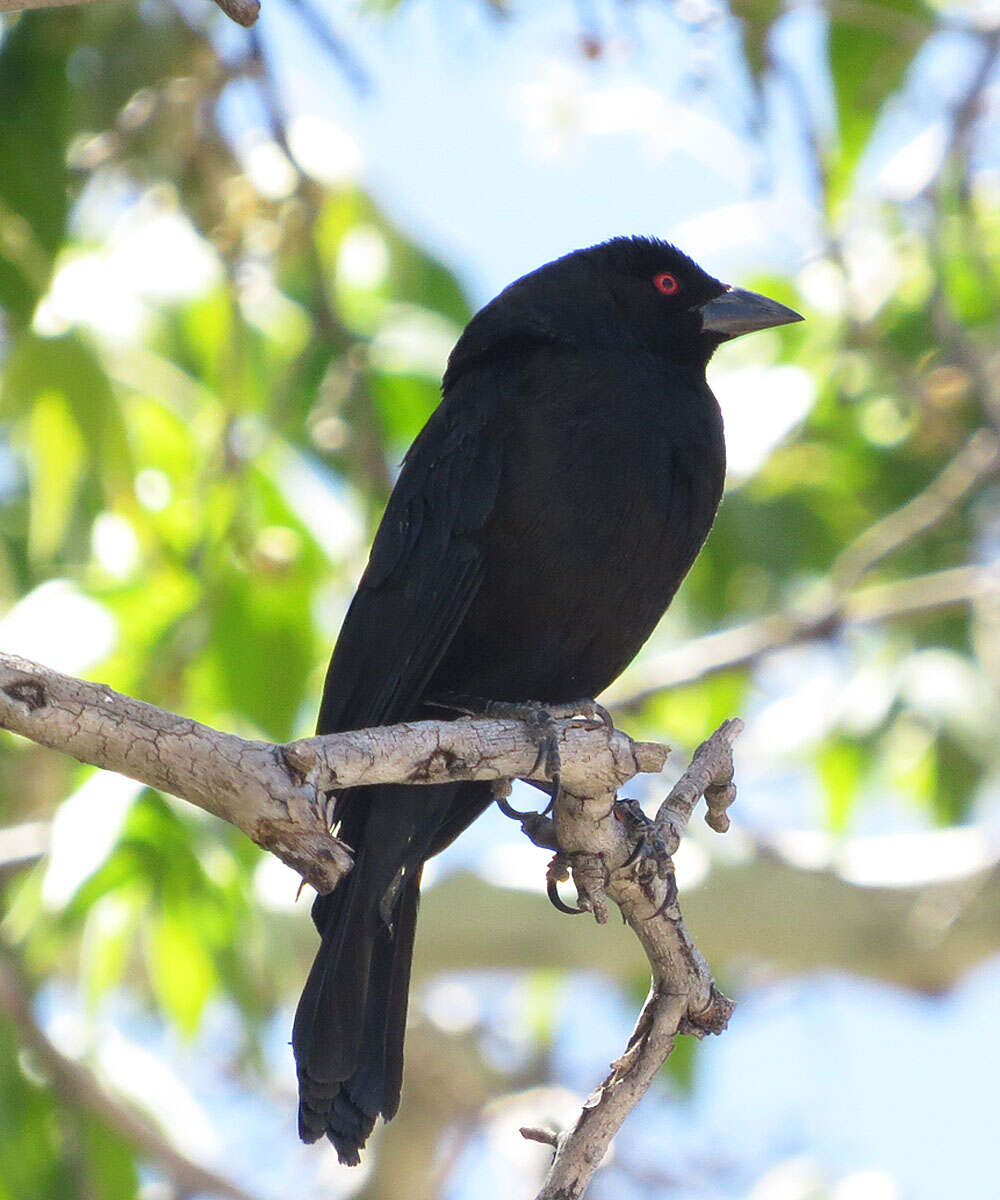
xmin=237 ymin=0 xmax=826 ymax=302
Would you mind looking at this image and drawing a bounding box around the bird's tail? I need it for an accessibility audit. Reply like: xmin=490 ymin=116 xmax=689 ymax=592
xmin=292 ymin=841 xmax=421 ymax=1165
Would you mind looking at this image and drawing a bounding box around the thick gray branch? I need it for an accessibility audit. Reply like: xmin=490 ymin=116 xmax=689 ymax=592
xmin=0 ymin=651 xmax=666 ymax=893
xmin=0 ymin=652 xmax=351 ymax=892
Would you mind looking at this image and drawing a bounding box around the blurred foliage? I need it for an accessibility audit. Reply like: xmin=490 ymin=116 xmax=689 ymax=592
xmin=0 ymin=0 xmax=997 ymax=1196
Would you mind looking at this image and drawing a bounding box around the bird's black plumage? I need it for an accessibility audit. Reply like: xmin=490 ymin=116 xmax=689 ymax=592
xmin=292 ymin=237 xmax=801 ymax=1163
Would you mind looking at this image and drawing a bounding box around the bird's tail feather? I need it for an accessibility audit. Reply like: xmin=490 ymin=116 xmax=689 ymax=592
xmin=292 ymin=845 xmax=421 ymax=1165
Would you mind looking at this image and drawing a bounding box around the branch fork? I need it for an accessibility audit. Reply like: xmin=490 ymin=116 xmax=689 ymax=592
xmin=528 ymin=718 xmax=743 ymax=1200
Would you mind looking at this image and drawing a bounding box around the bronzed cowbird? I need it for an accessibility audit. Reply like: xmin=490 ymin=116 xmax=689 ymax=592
xmin=293 ymin=237 xmax=802 ymax=1162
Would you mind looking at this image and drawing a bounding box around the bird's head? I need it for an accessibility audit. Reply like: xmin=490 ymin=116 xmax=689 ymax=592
xmin=448 ymin=237 xmax=802 ymax=382
xmin=575 ymin=237 xmax=803 ymax=360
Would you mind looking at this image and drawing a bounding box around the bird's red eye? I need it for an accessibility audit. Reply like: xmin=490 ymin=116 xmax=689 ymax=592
xmin=653 ymin=272 xmax=680 ymax=295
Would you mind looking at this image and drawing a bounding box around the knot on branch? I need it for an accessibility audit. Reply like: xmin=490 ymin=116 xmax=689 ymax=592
xmin=2 ymin=678 xmax=47 ymax=713
xmin=678 ymin=984 xmax=736 ymax=1038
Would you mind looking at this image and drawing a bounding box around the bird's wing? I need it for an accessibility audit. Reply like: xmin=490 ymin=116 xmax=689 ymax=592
xmin=316 ymin=389 xmax=503 ymax=736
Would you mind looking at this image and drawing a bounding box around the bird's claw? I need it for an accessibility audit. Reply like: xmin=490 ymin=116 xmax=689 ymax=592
xmin=546 ymin=854 xmax=585 ymax=915
xmin=613 ymin=797 xmax=672 ymax=879
xmin=495 ymin=792 xmax=539 ymax=821
xmin=492 ymin=781 xmax=558 ymax=848
xmin=558 ymin=699 xmax=614 ymax=731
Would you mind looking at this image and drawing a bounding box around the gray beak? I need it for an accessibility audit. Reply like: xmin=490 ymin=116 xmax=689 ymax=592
xmin=699 ymin=286 xmax=804 ymax=339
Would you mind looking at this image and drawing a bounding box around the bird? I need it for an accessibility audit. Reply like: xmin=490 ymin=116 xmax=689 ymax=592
xmin=292 ymin=236 xmax=802 ymax=1163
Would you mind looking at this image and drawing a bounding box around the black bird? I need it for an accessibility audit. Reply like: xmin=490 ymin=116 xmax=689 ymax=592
xmin=292 ymin=237 xmax=801 ymax=1163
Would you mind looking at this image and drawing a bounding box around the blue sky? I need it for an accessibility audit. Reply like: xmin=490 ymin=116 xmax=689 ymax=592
xmin=243 ymin=0 xmax=825 ymax=302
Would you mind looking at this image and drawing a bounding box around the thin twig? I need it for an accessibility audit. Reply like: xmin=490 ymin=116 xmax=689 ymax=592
xmin=0 ymin=0 xmax=260 ymax=26
xmin=608 ymin=562 xmax=999 ymax=710
xmin=0 ymin=820 xmax=49 ymax=877
xmin=924 ymin=28 xmax=1000 ymax=432
xmin=281 ymin=0 xmax=370 ymax=94
xmin=831 ymin=429 xmax=999 ymax=590
xmin=0 ymin=942 xmax=260 ymax=1200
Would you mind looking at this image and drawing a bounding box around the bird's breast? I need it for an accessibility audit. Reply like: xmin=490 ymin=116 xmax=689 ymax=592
xmin=430 ymin=369 xmax=724 ymax=705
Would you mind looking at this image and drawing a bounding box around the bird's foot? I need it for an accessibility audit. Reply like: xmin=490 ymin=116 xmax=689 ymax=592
xmin=483 ymin=700 xmax=563 ymax=794
xmin=484 ymin=697 xmax=614 ymax=803
xmin=613 ymin=797 xmax=672 ymax=880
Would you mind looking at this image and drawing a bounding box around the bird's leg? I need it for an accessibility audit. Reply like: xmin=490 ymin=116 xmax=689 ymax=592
xmin=429 ymin=693 xmax=612 ymax=814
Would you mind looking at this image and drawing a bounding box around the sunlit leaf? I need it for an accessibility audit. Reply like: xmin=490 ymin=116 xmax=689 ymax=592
xmin=81 ymin=889 xmax=143 ymax=1007
xmin=23 ymin=390 xmax=85 ymax=563
xmin=817 ymin=737 xmax=867 ymax=833
xmin=827 ymin=0 xmax=931 ymax=206
xmin=147 ymin=908 xmax=216 ymax=1035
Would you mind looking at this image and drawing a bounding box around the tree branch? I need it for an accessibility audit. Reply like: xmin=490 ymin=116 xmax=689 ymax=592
xmin=530 ymin=721 xmax=741 ymax=1200
xmin=831 ymin=429 xmax=999 ymax=591
xmin=0 ymin=648 xmax=743 ymax=1197
xmin=608 ymin=422 xmax=1000 ymax=711
xmin=0 ymin=0 xmax=261 ymax=26
xmin=411 ymin=830 xmax=1000 ymax=995
xmin=0 ymin=651 xmax=667 ymax=894
xmin=0 ymin=940 xmax=261 ymax=1200
xmin=608 ymin=562 xmax=999 ymax=709
xmin=0 ymin=820 xmax=49 ymax=879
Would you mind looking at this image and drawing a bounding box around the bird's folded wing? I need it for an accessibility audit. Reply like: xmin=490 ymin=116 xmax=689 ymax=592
xmin=316 ymin=391 xmax=503 ymax=737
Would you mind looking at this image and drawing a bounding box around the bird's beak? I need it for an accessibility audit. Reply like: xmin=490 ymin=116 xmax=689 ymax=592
xmin=699 ymin=287 xmax=804 ymax=339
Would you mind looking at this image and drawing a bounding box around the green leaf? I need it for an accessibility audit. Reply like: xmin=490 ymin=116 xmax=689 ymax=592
xmin=933 ymin=731 xmax=980 ymax=825
xmin=729 ymin=0 xmax=783 ymax=84
xmin=827 ymin=0 xmax=931 ymax=207
xmin=370 ymin=370 xmax=441 ymax=450
xmin=81 ymin=890 xmax=143 ymax=1007
xmin=147 ymin=908 xmax=216 ymax=1035
xmin=4 ymin=331 xmax=131 ymax=523
xmin=637 ymin=671 xmax=748 ymax=748
xmin=23 ymin=389 xmax=85 ymax=563
xmin=47 ymin=337 xmax=121 ymax=471
xmin=0 ymin=13 xmax=72 ymax=322
xmin=0 ymin=1021 xmax=75 ymax=1200
xmin=81 ymin=1114 xmax=138 ymax=1200
xmin=817 ymin=737 xmax=866 ymax=833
